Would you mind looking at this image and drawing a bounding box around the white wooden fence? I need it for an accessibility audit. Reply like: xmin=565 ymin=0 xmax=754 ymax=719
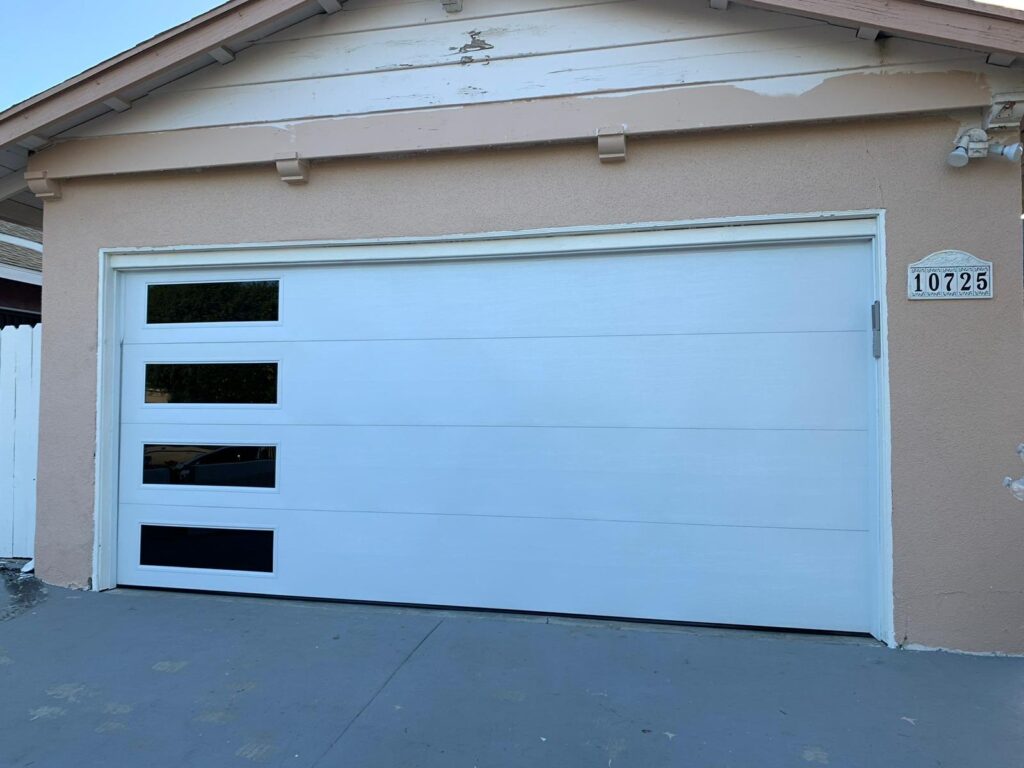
xmin=0 ymin=324 xmax=40 ymax=558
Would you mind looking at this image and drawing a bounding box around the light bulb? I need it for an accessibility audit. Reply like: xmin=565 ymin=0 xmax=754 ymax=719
xmin=998 ymin=142 xmax=1023 ymax=162
xmin=947 ymin=146 xmax=970 ymax=167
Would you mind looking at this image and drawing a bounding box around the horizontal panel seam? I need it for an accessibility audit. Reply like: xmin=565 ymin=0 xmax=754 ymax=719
xmin=123 ymin=329 xmax=869 ymax=345
xmin=119 ymin=502 xmax=870 ymax=533
xmin=120 ymin=423 xmax=870 ymax=432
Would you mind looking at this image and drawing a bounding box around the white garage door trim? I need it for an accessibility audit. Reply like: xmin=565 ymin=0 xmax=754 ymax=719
xmin=92 ymin=210 xmax=893 ymax=644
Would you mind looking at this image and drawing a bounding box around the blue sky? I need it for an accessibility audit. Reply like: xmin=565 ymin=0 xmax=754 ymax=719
xmin=1 ymin=0 xmax=222 ymax=111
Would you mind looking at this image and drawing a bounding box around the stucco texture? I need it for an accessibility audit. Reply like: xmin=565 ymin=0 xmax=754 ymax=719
xmin=35 ymin=115 xmax=1024 ymax=652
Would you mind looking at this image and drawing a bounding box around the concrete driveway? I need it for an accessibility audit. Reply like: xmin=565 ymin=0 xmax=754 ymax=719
xmin=1 ymin=566 xmax=1022 ymax=768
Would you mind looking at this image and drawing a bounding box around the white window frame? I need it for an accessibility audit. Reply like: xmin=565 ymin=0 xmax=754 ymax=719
xmin=93 ymin=210 xmax=894 ymax=644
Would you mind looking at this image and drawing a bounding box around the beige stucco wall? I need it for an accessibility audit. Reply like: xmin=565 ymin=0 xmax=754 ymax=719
xmin=35 ymin=114 xmax=1024 ymax=652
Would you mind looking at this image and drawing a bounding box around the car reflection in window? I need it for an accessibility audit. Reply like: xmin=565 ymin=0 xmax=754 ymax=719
xmin=143 ymin=444 xmax=276 ymax=488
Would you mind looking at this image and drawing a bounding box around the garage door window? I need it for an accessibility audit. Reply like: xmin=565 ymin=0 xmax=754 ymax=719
xmin=146 ymin=280 xmax=279 ymax=324
xmin=145 ymin=362 xmax=278 ymax=404
xmin=140 ymin=525 xmax=274 ymax=572
xmin=143 ymin=444 xmax=276 ymax=488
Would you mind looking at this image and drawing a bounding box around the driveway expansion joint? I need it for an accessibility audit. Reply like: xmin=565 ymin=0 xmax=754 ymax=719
xmin=311 ymin=617 xmax=446 ymax=766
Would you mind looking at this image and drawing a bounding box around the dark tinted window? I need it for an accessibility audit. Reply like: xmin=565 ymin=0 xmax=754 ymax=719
xmin=145 ymin=363 xmax=277 ymax=404
xmin=143 ymin=444 xmax=276 ymax=488
xmin=147 ymin=280 xmax=279 ymax=324
xmin=140 ymin=525 xmax=273 ymax=572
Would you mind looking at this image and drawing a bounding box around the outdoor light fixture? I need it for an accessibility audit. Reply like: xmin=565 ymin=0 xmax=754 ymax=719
xmin=991 ymin=141 xmax=1024 ymax=162
xmin=947 ymin=128 xmax=1024 ymax=167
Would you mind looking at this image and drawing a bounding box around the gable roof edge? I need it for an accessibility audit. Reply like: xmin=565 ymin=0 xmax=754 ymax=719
xmin=0 ymin=0 xmax=318 ymax=149
xmin=743 ymin=0 xmax=1024 ymax=58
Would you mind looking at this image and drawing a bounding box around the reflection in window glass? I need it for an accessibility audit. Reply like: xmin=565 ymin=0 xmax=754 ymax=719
xmin=146 ymin=280 xmax=279 ymax=324
xmin=140 ymin=525 xmax=274 ymax=572
xmin=145 ymin=363 xmax=278 ymax=404
xmin=143 ymin=444 xmax=276 ymax=488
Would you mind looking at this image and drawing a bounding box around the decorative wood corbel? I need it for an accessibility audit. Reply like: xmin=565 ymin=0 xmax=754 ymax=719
xmin=209 ymin=46 xmax=236 ymax=64
xmin=275 ymin=153 xmax=309 ymax=185
xmin=25 ymin=170 xmax=62 ymax=200
xmin=597 ymin=126 xmax=627 ymax=163
xmin=103 ymin=96 xmax=132 ymax=112
xmin=987 ymin=52 xmax=1017 ymax=67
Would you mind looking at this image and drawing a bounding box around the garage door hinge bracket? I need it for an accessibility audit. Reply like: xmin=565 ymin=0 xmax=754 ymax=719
xmin=871 ymin=300 xmax=881 ymax=359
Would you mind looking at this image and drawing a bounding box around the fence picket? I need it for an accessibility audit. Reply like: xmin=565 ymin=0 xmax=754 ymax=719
xmin=0 ymin=324 xmax=40 ymax=559
xmin=0 ymin=329 xmax=14 ymax=556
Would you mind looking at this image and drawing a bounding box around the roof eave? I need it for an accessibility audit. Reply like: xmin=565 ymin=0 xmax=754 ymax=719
xmin=742 ymin=0 xmax=1024 ymax=58
xmin=0 ymin=0 xmax=320 ymax=150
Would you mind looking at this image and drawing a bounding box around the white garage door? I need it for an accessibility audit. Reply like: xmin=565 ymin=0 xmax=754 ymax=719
xmin=116 ymin=236 xmax=880 ymax=632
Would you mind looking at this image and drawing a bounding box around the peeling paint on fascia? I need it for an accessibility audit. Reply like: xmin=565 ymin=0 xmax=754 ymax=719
xmin=577 ymin=64 xmax=993 ymax=103
xmin=452 ymin=30 xmax=495 ymax=55
xmin=735 ymin=64 xmax=995 ymax=98
xmin=733 ymin=67 xmax=947 ymax=98
xmin=734 ymin=73 xmax=830 ymax=97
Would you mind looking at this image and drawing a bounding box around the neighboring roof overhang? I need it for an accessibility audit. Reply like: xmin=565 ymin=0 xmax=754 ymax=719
xmin=0 ymin=0 xmax=1021 ymax=216
xmin=748 ymin=0 xmax=1024 ymax=59
xmin=0 ymin=221 xmax=43 ymax=283
xmin=0 ymin=220 xmax=42 ymax=246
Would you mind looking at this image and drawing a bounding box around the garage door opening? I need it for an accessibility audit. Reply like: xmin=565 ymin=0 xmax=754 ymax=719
xmin=106 ymin=225 xmax=885 ymax=637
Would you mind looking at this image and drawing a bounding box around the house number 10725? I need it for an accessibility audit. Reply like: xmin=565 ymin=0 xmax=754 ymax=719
xmin=912 ymin=270 xmax=988 ymax=294
xmin=907 ymin=250 xmax=993 ymax=300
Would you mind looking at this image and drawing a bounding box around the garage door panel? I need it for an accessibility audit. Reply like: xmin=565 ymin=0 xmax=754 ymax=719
xmin=117 ymin=236 xmax=880 ymax=634
xmin=284 ymin=243 xmax=872 ymax=341
xmin=122 ymin=242 xmax=871 ymax=345
xmin=304 ymin=333 xmax=869 ymax=431
xmin=116 ymin=506 xmax=873 ymax=631
xmin=123 ymin=333 xmax=869 ymax=430
xmin=120 ymin=423 xmax=870 ymax=530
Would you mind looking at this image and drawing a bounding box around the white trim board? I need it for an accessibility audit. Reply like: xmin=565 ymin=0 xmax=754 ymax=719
xmin=0 ymin=232 xmax=42 ymax=253
xmin=0 ymin=263 xmax=42 ymax=286
xmin=93 ymin=210 xmax=894 ymax=646
xmin=870 ymin=210 xmax=894 ymax=648
xmin=103 ymin=215 xmax=878 ymax=268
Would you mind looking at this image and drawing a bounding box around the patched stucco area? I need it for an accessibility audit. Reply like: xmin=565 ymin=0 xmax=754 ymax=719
xmin=35 ymin=114 xmax=1024 ymax=652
